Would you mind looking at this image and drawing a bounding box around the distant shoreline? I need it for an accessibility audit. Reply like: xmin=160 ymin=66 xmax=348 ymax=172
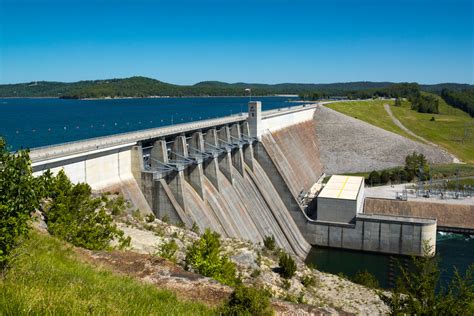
xmin=0 ymin=95 xmax=298 ymax=100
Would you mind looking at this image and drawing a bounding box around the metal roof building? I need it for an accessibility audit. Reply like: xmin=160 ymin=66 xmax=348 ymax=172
xmin=317 ymin=175 xmax=365 ymax=223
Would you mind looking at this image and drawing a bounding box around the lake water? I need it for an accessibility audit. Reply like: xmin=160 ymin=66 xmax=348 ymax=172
xmin=0 ymin=96 xmax=299 ymax=150
xmin=306 ymin=233 xmax=473 ymax=289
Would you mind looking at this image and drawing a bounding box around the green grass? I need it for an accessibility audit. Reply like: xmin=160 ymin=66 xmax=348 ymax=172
xmin=325 ymin=99 xmax=416 ymax=140
xmin=431 ymin=163 xmax=474 ymax=179
xmin=0 ymin=231 xmax=212 ymax=315
xmin=390 ymin=96 xmax=474 ymax=163
xmin=325 ymin=96 xmax=474 ymax=163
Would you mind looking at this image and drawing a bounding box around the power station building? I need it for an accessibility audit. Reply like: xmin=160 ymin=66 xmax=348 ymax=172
xmin=316 ymin=175 xmax=365 ymax=223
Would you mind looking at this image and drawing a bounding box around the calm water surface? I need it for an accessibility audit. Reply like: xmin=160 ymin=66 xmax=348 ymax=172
xmin=0 ymin=96 xmax=300 ymax=150
xmin=306 ymin=233 xmax=473 ymax=289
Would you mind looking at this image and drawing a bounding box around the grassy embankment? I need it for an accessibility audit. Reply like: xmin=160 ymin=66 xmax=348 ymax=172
xmin=325 ymin=96 xmax=474 ymax=164
xmin=0 ymin=231 xmax=212 ymax=315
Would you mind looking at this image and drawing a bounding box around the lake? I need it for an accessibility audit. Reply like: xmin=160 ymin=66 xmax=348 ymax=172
xmin=0 ymin=96 xmax=299 ymax=150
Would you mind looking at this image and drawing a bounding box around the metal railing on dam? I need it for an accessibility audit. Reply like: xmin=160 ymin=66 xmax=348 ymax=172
xmin=29 ymin=114 xmax=247 ymax=162
xmin=29 ymin=103 xmax=317 ymax=163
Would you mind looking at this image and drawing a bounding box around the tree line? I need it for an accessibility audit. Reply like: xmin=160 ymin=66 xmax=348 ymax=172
xmin=441 ymin=88 xmax=474 ymax=117
xmin=299 ymin=82 xmax=421 ymax=100
xmin=0 ymin=76 xmax=471 ymax=99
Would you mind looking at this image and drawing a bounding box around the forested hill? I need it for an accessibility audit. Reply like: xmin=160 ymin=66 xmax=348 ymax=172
xmin=0 ymin=76 xmax=471 ymax=99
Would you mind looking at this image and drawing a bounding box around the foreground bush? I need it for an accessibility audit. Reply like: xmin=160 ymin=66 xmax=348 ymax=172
xmin=0 ymin=232 xmax=211 ymax=315
xmin=0 ymin=138 xmax=40 ymax=269
xmin=352 ymin=270 xmax=379 ymax=289
xmin=380 ymin=242 xmax=474 ymax=315
xmin=218 ymin=285 xmax=273 ymax=316
xmin=185 ymin=229 xmax=238 ymax=286
xmin=263 ymin=235 xmax=276 ymax=251
xmin=42 ymin=170 xmax=130 ymax=250
xmin=278 ymin=252 xmax=297 ymax=279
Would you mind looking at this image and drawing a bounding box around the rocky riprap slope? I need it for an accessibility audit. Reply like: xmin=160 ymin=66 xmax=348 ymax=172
xmin=109 ymin=214 xmax=389 ymax=315
xmin=314 ymin=106 xmax=452 ymax=174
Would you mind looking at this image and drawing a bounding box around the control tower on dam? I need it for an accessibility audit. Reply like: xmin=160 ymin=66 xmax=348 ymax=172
xmin=30 ymin=101 xmax=437 ymax=258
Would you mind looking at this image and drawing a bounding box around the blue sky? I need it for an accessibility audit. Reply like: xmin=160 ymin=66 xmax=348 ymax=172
xmin=0 ymin=0 xmax=473 ymax=84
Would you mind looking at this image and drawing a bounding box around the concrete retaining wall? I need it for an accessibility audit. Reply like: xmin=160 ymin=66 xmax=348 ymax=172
xmin=261 ymin=106 xmax=316 ymax=133
xmin=31 ymin=143 xmax=152 ymax=214
xmin=302 ymin=214 xmax=436 ymax=256
xmin=364 ymin=198 xmax=474 ymax=231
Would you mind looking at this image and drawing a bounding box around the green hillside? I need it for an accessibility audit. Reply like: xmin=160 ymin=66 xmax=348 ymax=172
xmin=326 ymin=95 xmax=474 ymax=163
xmin=0 ymin=231 xmax=212 ymax=315
xmin=0 ymin=76 xmax=471 ymax=99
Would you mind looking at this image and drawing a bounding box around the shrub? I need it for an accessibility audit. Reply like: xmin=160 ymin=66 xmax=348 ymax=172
xmin=297 ymin=292 xmax=306 ymax=304
xmin=250 ymin=269 xmax=261 ymax=278
xmin=366 ymin=170 xmax=380 ymax=186
xmin=218 ymin=285 xmax=273 ymax=316
xmin=281 ymin=279 xmax=291 ymax=290
xmin=108 ymin=195 xmax=127 ymax=216
xmin=263 ymin=235 xmax=276 ymax=251
xmin=379 ymin=242 xmax=474 ymax=315
xmin=191 ymin=222 xmax=200 ymax=234
xmin=43 ymin=170 xmax=130 ymax=250
xmin=301 ymin=275 xmax=316 ymax=287
xmin=145 ymin=213 xmax=155 ymax=223
xmin=352 ymin=270 xmax=379 ymax=289
xmin=0 ymin=139 xmax=40 ymax=268
xmin=380 ymin=170 xmax=391 ymax=184
xmin=184 ymin=229 xmax=238 ymax=286
xmin=131 ymin=209 xmax=142 ymax=221
xmin=157 ymin=239 xmax=178 ymax=262
xmin=278 ymin=252 xmax=297 ymax=279
xmin=161 ymin=214 xmax=169 ymax=223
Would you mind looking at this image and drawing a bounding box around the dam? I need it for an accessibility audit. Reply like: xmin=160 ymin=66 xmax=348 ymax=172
xmin=31 ymin=101 xmax=441 ymax=258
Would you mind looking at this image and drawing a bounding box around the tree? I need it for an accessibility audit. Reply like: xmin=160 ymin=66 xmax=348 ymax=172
xmin=380 ymin=170 xmax=391 ymax=184
xmin=42 ymin=170 xmax=130 ymax=250
xmin=0 ymin=138 xmax=40 ymax=268
xmin=379 ymin=242 xmax=474 ymax=315
xmin=185 ymin=229 xmax=238 ymax=286
xmin=219 ymin=285 xmax=273 ymax=316
xmin=394 ymin=97 xmax=402 ymax=106
xmin=367 ymin=170 xmax=381 ymax=186
xmin=278 ymin=252 xmax=297 ymax=279
xmin=405 ymin=152 xmax=430 ymax=181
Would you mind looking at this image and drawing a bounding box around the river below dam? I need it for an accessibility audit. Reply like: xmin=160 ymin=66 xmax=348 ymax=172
xmin=0 ymin=96 xmax=300 ymax=150
xmin=306 ymin=232 xmax=473 ymax=289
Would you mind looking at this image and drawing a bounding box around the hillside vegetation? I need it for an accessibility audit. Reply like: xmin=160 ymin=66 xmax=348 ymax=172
xmin=0 ymin=231 xmax=212 ymax=315
xmin=325 ymin=95 xmax=474 ymax=163
xmin=0 ymin=76 xmax=471 ymax=99
xmin=441 ymin=89 xmax=474 ymax=117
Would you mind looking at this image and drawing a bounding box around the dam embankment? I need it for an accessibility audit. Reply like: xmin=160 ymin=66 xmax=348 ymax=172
xmin=313 ymin=106 xmax=452 ymax=174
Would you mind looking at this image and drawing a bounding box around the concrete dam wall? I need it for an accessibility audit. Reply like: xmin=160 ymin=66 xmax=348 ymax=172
xmin=30 ymin=102 xmax=437 ymax=257
xmin=137 ymin=105 xmax=319 ymax=258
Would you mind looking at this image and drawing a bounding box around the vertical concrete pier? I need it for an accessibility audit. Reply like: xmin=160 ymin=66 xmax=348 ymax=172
xmin=230 ymin=124 xmax=245 ymax=175
xmin=187 ymin=132 xmax=205 ymax=199
xmin=203 ymin=128 xmax=220 ymax=190
xmin=218 ymin=126 xmax=233 ymax=183
xmin=150 ymin=140 xmax=168 ymax=172
xmin=240 ymin=122 xmax=254 ymax=171
xmin=167 ymin=136 xmax=187 ymax=210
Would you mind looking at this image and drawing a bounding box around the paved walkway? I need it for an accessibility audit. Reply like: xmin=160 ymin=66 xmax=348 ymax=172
xmin=383 ymin=104 xmax=460 ymax=163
